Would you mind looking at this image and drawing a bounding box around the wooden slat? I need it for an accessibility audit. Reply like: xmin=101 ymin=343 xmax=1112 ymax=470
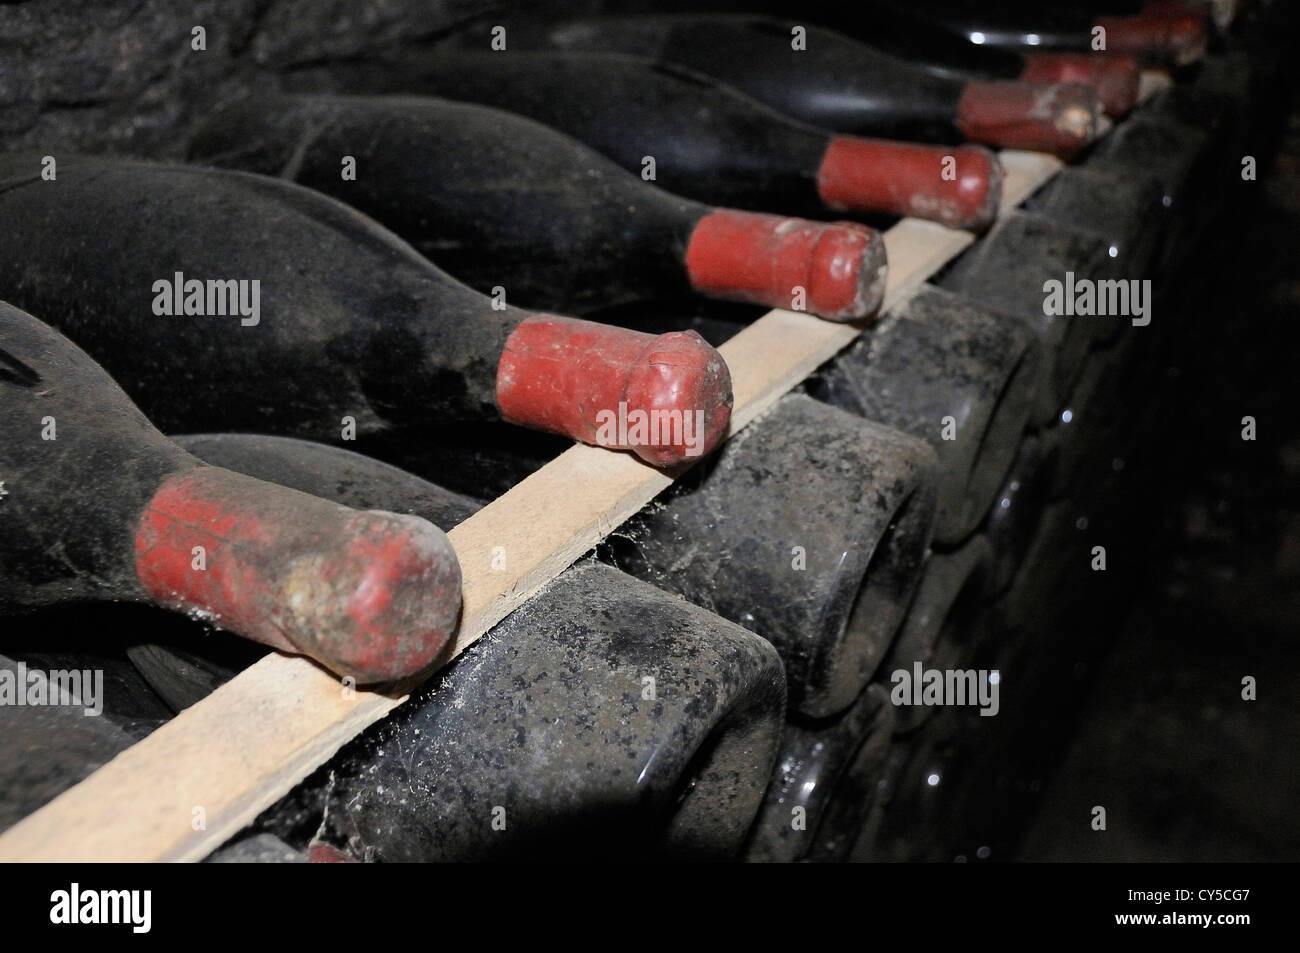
xmin=2 ymin=79 xmax=1163 ymax=859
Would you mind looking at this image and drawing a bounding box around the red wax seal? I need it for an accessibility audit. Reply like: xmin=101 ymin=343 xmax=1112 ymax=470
xmin=496 ymin=315 xmax=733 ymax=467
xmin=818 ymin=137 xmax=1003 ymax=230
xmin=685 ymin=209 xmax=887 ymax=320
xmin=957 ymin=80 xmax=1101 ymax=158
xmin=1098 ymin=11 xmax=1208 ymax=65
xmin=135 ymin=467 xmax=461 ymax=682
xmin=1020 ymin=52 xmax=1141 ymax=116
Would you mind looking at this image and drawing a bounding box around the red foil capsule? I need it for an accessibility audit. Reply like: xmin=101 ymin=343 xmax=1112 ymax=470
xmin=134 ymin=467 xmax=462 ymax=683
xmin=1098 ymin=12 xmax=1209 ymax=65
xmin=817 ymin=137 xmax=1003 ymax=230
xmin=1020 ymin=52 xmax=1141 ymax=117
xmin=496 ymin=315 xmax=733 ymax=467
xmin=956 ymin=80 xmax=1101 ymax=158
xmin=684 ymin=209 xmax=887 ymax=321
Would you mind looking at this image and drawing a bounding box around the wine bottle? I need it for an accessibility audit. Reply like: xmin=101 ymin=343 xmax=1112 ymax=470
xmin=860 ymin=0 xmax=1208 ymax=66
xmin=275 ymin=561 xmax=787 ymax=861
xmin=277 ymin=55 xmax=1003 ymax=230
xmin=812 ymin=285 xmax=1041 ymax=545
xmin=985 ymin=435 xmax=1060 ymax=595
xmin=911 ymin=0 xmax=1217 ymax=28
xmin=0 ymin=653 xmax=144 ymax=833
xmin=189 ymin=93 xmax=889 ymax=319
xmin=747 ymin=0 xmax=1143 ymax=115
xmin=742 ymin=684 xmax=895 ymax=862
xmin=1090 ymin=115 xmax=1211 ymax=223
xmin=882 ymin=536 xmax=994 ymax=735
xmin=1048 ymin=340 xmax=1141 ymax=502
xmin=934 ymin=210 xmax=1125 ymax=425
xmin=1024 ymin=166 xmax=1167 ymax=278
xmin=172 ymin=433 xmax=485 ymax=531
xmin=853 ymin=725 xmax=962 ymax=861
xmin=114 ymin=437 xmax=787 ymax=862
xmin=992 ymin=499 xmax=1093 ymax=652
xmin=0 ymin=302 xmax=461 ymax=682
xmin=503 ymin=14 xmax=1103 ymax=156
xmin=610 ymin=393 xmax=938 ymax=719
xmin=595 ymin=0 xmax=1140 ymax=115
xmin=125 ymin=430 xmax=489 ymax=713
xmin=0 ymin=154 xmax=732 ymax=467
xmin=865 ymin=564 xmax=1007 ymax=862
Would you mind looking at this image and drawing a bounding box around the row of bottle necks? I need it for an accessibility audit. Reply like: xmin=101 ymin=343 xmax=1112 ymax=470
xmin=0 ymin=3 xmax=1280 ymax=857
xmin=0 ymin=293 xmax=1168 ymax=847
xmin=0 ymin=5 xmax=1241 ymax=422
xmin=0 ymin=306 xmax=1170 ymax=862
xmin=0 ymin=4 xmax=1254 ymax=679
xmin=1 ymin=71 xmax=1247 ymax=858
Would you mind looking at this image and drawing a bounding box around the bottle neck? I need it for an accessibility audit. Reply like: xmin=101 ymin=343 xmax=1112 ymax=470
xmin=552 ymin=15 xmax=972 ymax=141
xmin=0 ymin=301 xmax=194 ymax=605
xmin=813 ymin=0 xmax=1030 ymax=78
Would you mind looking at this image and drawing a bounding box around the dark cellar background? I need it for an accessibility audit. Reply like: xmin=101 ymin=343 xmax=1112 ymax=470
xmin=1019 ymin=95 xmax=1300 ymax=863
xmin=1 ymin=0 xmax=1297 ymax=862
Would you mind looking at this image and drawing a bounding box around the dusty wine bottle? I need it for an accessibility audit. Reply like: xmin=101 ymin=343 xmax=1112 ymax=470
xmin=1023 ymin=166 xmax=1167 ymax=278
xmin=189 ymin=93 xmax=889 ymax=320
xmin=861 ymin=0 xmax=1208 ymax=66
xmin=0 ymin=154 xmax=732 ymax=467
xmin=991 ymin=499 xmax=1096 ymax=661
xmin=1046 ymin=338 xmax=1142 ymax=502
xmin=883 ymin=537 xmax=994 ymax=735
xmin=858 ymin=566 xmax=1006 ymax=860
xmin=935 ymin=211 xmax=1125 ymax=425
xmin=125 ymin=430 xmax=491 ymax=713
xmin=812 ymin=285 xmax=1041 ymax=545
xmin=610 ymin=393 xmax=938 ymax=719
xmin=0 ymin=302 xmax=461 ymax=682
xmin=279 ymin=53 xmax=1003 ymax=230
xmin=742 ymin=684 xmax=895 ymax=862
xmin=850 ymin=2 xmax=1142 ymax=116
xmin=269 ymin=561 xmax=787 ymax=861
xmin=172 ymin=433 xmax=485 ymax=531
xmin=0 ymin=653 xmax=149 ymax=833
xmin=509 ymin=14 xmax=1103 ymax=156
xmin=632 ymin=0 xmax=1141 ymax=115
xmin=985 ymin=435 xmax=1061 ymax=595
xmin=121 ymin=435 xmax=787 ymax=862
xmin=1088 ymin=115 xmax=1212 ymax=231
xmin=852 ymin=725 xmax=961 ymax=861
